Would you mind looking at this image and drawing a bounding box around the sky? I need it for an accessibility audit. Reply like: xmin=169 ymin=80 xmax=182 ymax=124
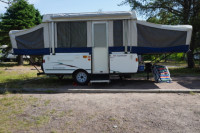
xmin=0 ymin=0 xmax=129 ymax=14
xmin=0 ymin=0 xmax=145 ymax=20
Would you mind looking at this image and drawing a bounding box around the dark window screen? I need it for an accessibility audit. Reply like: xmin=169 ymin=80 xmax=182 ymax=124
xmin=16 ymin=28 xmax=44 ymax=49
xmin=113 ymin=20 xmax=123 ymax=46
xmin=70 ymin=22 xmax=87 ymax=47
xmin=57 ymin=22 xmax=87 ymax=48
xmin=137 ymin=23 xmax=187 ymax=47
xmin=57 ymin=22 xmax=70 ymax=48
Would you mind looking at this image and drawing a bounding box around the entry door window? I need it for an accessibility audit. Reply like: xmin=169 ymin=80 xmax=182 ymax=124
xmin=93 ymin=23 xmax=107 ymax=47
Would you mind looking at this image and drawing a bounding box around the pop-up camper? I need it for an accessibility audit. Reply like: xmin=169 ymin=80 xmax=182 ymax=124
xmin=9 ymin=11 xmax=192 ymax=84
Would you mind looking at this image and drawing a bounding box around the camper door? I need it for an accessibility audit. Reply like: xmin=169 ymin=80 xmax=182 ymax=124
xmin=92 ymin=22 xmax=109 ymax=74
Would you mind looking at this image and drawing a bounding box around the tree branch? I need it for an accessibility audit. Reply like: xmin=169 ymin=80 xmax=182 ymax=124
xmin=0 ymin=0 xmax=10 ymax=4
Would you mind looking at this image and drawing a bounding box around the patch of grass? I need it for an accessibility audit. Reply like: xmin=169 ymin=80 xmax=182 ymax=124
xmin=59 ymin=111 xmax=66 ymax=117
xmin=45 ymin=90 xmax=57 ymax=94
xmin=0 ymin=70 xmax=37 ymax=89
xmin=2 ymin=90 xmax=12 ymax=95
xmin=0 ymin=68 xmax=71 ymax=89
xmin=33 ymin=115 xmax=50 ymax=125
xmin=65 ymin=121 xmax=71 ymax=126
xmin=108 ymin=117 xmax=118 ymax=122
xmin=50 ymin=130 xmax=58 ymax=133
xmin=50 ymin=109 xmax=57 ymax=114
xmin=156 ymin=61 xmax=188 ymax=67
xmin=67 ymin=109 xmax=74 ymax=116
xmin=0 ymin=62 xmax=18 ymax=68
xmin=77 ymin=120 xmax=84 ymax=125
xmin=29 ymin=96 xmax=39 ymax=102
xmin=189 ymin=91 xmax=196 ymax=95
xmin=44 ymin=100 xmax=51 ymax=106
xmin=0 ymin=95 xmax=39 ymax=132
xmin=0 ymin=62 xmax=31 ymax=68
xmin=169 ymin=67 xmax=200 ymax=76
xmin=59 ymin=109 xmax=74 ymax=117
xmin=88 ymin=115 xmax=96 ymax=120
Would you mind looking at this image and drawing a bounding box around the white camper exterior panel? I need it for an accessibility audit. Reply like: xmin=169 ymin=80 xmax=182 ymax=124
xmin=110 ymin=53 xmax=138 ymax=73
xmin=43 ymin=53 xmax=91 ymax=74
xmin=43 ymin=53 xmax=138 ymax=75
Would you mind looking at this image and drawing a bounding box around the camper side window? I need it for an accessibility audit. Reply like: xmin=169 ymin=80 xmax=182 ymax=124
xmin=57 ymin=22 xmax=87 ymax=48
xmin=113 ymin=20 xmax=123 ymax=47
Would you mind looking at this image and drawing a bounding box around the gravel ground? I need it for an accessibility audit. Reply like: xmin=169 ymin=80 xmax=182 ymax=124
xmin=10 ymin=93 xmax=200 ymax=133
xmin=1 ymin=66 xmax=200 ymax=132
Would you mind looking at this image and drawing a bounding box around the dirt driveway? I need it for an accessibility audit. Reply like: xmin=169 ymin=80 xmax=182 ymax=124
xmin=1 ymin=93 xmax=200 ymax=133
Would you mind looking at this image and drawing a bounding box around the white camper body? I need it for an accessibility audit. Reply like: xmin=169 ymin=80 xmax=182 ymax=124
xmin=43 ymin=53 xmax=138 ymax=74
xmin=9 ymin=11 xmax=192 ymax=84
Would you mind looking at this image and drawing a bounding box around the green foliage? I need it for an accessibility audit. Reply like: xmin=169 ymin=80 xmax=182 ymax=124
xmin=169 ymin=67 xmax=200 ymax=76
xmin=0 ymin=0 xmax=42 ymax=47
xmin=121 ymin=0 xmax=200 ymax=23
xmin=122 ymin=0 xmax=200 ymax=44
xmin=142 ymin=53 xmax=186 ymax=62
xmin=147 ymin=11 xmax=180 ymax=25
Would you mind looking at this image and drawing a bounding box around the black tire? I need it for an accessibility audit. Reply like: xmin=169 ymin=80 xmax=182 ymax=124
xmin=73 ymin=70 xmax=90 ymax=85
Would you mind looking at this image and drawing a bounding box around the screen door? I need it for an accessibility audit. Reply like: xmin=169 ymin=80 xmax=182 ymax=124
xmin=92 ymin=22 xmax=109 ymax=74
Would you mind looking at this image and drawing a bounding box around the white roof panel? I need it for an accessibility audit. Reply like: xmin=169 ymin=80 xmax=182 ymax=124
xmin=42 ymin=11 xmax=137 ymax=22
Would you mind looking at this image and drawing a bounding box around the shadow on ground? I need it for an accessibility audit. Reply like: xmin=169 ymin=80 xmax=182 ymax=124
xmin=1 ymin=76 xmax=200 ymax=94
xmin=72 ymin=79 xmax=158 ymax=89
xmin=172 ymin=77 xmax=200 ymax=89
xmin=0 ymin=77 xmax=159 ymax=93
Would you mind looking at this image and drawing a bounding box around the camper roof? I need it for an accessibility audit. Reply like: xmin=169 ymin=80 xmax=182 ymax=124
xmin=42 ymin=11 xmax=137 ymax=22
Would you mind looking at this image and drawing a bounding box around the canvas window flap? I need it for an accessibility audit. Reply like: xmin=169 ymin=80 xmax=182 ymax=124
xmin=113 ymin=20 xmax=123 ymax=46
xmin=57 ymin=22 xmax=71 ymax=48
xmin=57 ymin=22 xmax=87 ymax=48
xmin=15 ymin=28 xmax=44 ymax=49
xmin=137 ymin=23 xmax=187 ymax=48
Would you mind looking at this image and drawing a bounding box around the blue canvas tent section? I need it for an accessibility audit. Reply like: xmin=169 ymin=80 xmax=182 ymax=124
xmin=134 ymin=20 xmax=192 ymax=54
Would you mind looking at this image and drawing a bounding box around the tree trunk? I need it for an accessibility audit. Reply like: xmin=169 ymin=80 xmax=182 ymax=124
xmin=187 ymin=50 xmax=195 ymax=68
xmin=187 ymin=26 xmax=197 ymax=68
xmin=164 ymin=54 xmax=167 ymax=62
xmin=17 ymin=55 xmax=23 ymax=65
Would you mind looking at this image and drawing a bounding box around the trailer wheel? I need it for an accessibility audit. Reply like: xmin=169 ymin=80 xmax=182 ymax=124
xmin=73 ymin=70 xmax=90 ymax=85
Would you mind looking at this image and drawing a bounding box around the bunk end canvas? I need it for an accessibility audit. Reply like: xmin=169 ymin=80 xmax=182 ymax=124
xmin=9 ymin=23 xmax=51 ymax=55
xmin=134 ymin=21 xmax=192 ymax=54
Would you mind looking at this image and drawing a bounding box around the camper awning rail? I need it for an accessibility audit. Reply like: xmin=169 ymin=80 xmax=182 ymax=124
xmin=42 ymin=11 xmax=137 ymax=22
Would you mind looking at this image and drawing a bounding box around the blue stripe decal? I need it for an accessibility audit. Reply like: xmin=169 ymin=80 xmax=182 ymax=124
xmin=55 ymin=47 xmax=92 ymax=54
xmin=13 ymin=45 xmax=189 ymax=55
xmin=13 ymin=48 xmax=50 ymax=55
xmin=109 ymin=47 xmax=125 ymax=53
xmin=109 ymin=45 xmax=189 ymax=54
xmin=130 ymin=45 xmax=189 ymax=54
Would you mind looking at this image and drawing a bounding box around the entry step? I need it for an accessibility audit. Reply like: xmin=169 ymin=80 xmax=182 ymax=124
xmin=90 ymin=74 xmax=110 ymax=83
xmin=90 ymin=80 xmax=110 ymax=83
xmin=91 ymin=74 xmax=110 ymax=80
